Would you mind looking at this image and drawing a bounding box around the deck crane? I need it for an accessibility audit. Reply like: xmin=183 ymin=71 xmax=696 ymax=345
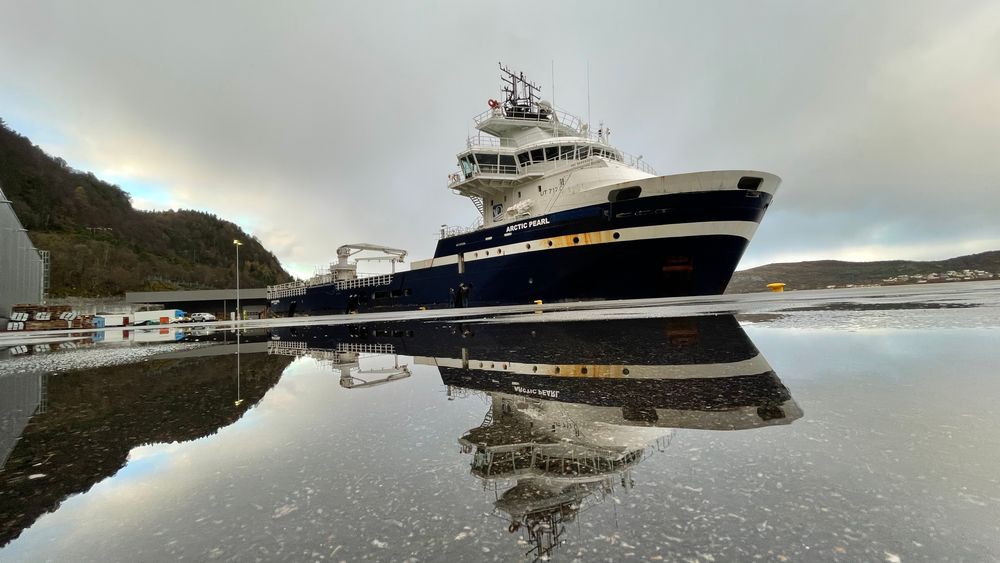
xmin=331 ymin=243 xmax=408 ymax=282
xmin=339 ymin=362 xmax=412 ymax=389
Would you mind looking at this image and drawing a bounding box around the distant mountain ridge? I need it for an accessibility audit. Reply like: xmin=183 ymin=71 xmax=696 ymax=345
xmin=727 ymin=250 xmax=1000 ymax=293
xmin=0 ymin=118 xmax=292 ymax=297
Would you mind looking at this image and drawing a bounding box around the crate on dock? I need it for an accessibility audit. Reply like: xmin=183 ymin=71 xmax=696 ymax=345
xmin=5 ymin=304 xmax=88 ymax=331
xmin=12 ymin=304 xmax=72 ymax=315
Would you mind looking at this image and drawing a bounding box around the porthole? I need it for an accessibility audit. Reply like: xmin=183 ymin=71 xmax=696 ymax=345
xmin=497 ymin=249 xmax=502 ymax=255
xmin=526 ymin=243 xmax=531 ymax=249
xmin=474 ymin=252 xmax=479 ymax=257
xmin=479 ymin=362 xmax=484 ymax=368
xmin=554 ymin=366 xmax=561 ymax=374
xmin=532 ymin=366 xmax=538 ymax=372
xmin=502 ymin=364 xmax=508 ymax=369
xmin=572 ymin=236 xmax=580 ymax=244
xmin=581 ymin=367 xmax=588 ymax=375
xmin=485 ymin=250 xmax=489 ymax=256
xmin=622 ymin=368 xmax=630 ymax=375
xmin=547 ymin=240 xmax=553 ymax=247
xmin=613 ymin=232 xmax=621 ymax=240
xmin=490 ymin=363 xmax=495 ymax=368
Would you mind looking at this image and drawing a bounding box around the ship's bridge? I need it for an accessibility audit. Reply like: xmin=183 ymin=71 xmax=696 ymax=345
xmin=447 ymin=135 xmax=651 ymax=199
xmin=444 ymin=63 xmax=656 ymax=222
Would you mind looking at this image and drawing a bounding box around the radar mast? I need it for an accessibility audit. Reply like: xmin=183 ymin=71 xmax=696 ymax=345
xmin=498 ymin=62 xmax=549 ymax=120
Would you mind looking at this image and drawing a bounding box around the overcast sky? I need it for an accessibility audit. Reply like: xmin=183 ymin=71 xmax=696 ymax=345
xmin=2 ymin=0 xmax=999 ymax=278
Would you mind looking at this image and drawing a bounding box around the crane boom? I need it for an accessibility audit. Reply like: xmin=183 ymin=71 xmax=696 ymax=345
xmin=331 ymin=243 xmax=409 ymax=277
xmin=336 ymin=243 xmax=407 ymax=262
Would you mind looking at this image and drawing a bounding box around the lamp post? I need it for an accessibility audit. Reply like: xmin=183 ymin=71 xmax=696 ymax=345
xmin=233 ymin=239 xmax=243 ymax=322
xmin=234 ymin=328 xmax=243 ymax=406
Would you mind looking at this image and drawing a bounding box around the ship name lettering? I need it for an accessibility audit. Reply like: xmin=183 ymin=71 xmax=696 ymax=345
xmin=505 ymin=218 xmax=550 ymax=233
xmin=512 ymin=385 xmax=559 ymax=398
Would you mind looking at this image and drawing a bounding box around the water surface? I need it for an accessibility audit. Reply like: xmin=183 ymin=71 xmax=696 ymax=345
xmin=1 ymin=287 xmax=999 ymax=561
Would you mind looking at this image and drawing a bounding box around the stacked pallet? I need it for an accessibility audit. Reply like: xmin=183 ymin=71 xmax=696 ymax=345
xmin=4 ymin=304 xmax=97 ymax=331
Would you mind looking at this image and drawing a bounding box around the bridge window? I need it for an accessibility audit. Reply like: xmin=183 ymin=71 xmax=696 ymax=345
xmin=609 ymin=186 xmax=642 ymax=202
xmin=560 ymin=146 xmax=574 ymax=159
xmin=517 ymin=152 xmax=529 ymax=165
xmin=530 ymin=148 xmax=543 ymax=163
xmin=499 ymin=155 xmax=516 ymax=170
xmin=460 ymin=156 xmax=474 ymax=177
xmin=474 ymin=153 xmax=498 ymax=165
xmin=738 ymin=176 xmax=763 ymax=190
xmin=544 ymin=146 xmax=559 ymax=161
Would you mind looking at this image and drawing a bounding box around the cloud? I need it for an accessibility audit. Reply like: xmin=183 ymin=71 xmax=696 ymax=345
xmin=1 ymin=0 xmax=998 ymax=278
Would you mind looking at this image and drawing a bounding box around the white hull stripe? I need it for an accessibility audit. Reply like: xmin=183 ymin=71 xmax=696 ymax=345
xmin=422 ymin=220 xmax=760 ymax=269
xmin=416 ymin=353 xmax=773 ymax=380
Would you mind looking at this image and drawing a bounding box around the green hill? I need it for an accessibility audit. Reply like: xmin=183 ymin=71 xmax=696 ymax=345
xmin=0 ymin=118 xmax=292 ymax=297
xmin=728 ymin=251 xmax=1000 ymax=293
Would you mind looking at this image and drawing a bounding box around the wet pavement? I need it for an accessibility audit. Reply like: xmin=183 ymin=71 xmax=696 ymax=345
xmin=1 ymin=282 xmax=999 ymax=562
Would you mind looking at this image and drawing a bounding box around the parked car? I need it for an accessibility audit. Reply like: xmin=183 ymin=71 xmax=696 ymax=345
xmin=190 ymin=312 xmax=217 ymax=322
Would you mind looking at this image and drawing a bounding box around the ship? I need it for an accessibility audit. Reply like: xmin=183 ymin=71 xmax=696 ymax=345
xmin=267 ymin=63 xmax=780 ymax=316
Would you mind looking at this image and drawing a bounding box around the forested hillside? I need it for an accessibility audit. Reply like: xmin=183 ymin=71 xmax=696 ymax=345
xmin=0 ymin=118 xmax=291 ymax=297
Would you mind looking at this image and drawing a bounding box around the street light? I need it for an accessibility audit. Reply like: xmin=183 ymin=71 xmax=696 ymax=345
xmin=233 ymin=239 xmax=243 ymax=321
xmin=234 ymin=328 xmax=243 ymax=406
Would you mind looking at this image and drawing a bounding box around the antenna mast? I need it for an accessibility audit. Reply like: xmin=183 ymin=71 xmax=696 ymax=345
xmin=498 ymin=62 xmax=540 ymax=110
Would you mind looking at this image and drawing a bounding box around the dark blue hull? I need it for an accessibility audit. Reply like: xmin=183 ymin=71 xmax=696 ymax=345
xmin=270 ymin=189 xmax=771 ymax=316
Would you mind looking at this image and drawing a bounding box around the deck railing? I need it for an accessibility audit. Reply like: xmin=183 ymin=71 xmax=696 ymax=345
xmin=336 ymin=342 xmax=396 ymax=354
xmin=266 ymin=273 xmax=394 ymax=299
xmin=266 ymin=281 xmax=307 ymax=299
xmin=439 ymin=222 xmax=483 ymax=239
xmin=334 ymin=273 xmax=393 ymax=290
xmin=267 ymin=340 xmax=308 ymax=356
xmin=472 ymin=106 xmax=586 ymax=133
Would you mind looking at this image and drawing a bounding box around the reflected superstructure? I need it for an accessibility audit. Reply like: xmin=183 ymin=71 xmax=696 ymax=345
xmin=459 ymin=391 xmax=672 ymax=560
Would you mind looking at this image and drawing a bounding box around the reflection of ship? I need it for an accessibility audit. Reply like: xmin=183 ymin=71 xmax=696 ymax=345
xmin=270 ymin=314 xmax=800 ymax=560
xmin=270 ymin=315 xmax=800 ymax=429
xmin=267 ymin=63 xmax=780 ymax=316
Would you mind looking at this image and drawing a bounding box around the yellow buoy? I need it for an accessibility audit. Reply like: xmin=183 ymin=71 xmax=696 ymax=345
xmin=766 ymin=282 xmax=786 ymax=292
